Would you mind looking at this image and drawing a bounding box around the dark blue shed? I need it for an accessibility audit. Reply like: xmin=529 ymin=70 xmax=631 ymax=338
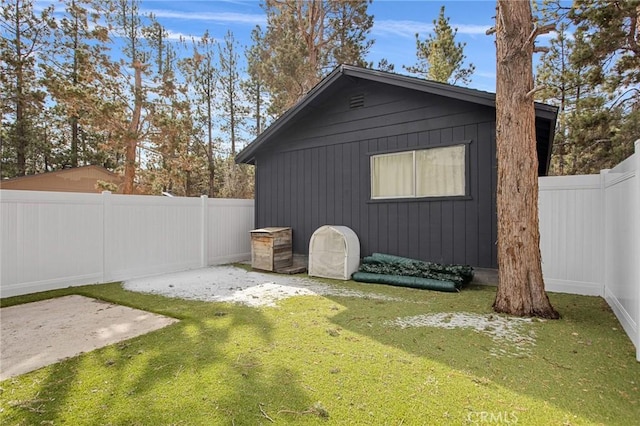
xmin=236 ymin=65 xmax=557 ymax=269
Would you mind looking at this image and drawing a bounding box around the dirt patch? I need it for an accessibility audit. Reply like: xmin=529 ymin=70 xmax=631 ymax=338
xmin=0 ymin=295 xmax=178 ymax=380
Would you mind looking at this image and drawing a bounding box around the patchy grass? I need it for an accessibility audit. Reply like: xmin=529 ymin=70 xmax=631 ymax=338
xmin=1 ymin=279 xmax=638 ymax=425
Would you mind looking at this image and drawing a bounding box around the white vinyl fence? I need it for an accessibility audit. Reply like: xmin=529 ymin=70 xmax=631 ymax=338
xmin=540 ymin=140 xmax=640 ymax=361
xmin=0 ymin=191 xmax=254 ymax=298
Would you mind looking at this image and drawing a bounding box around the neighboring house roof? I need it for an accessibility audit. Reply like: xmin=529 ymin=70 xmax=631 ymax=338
xmin=236 ymin=64 xmax=558 ymax=174
xmin=0 ymin=165 xmax=124 ymax=193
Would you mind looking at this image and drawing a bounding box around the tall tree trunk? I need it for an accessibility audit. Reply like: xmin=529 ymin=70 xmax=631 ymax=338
xmin=493 ymin=0 xmax=559 ymax=319
xmin=123 ymin=60 xmax=143 ymax=194
xmin=207 ymin=75 xmax=215 ymax=198
xmin=14 ymin=0 xmax=26 ymax=176
xmin=70 ymin=0 xmax=79 ymax=168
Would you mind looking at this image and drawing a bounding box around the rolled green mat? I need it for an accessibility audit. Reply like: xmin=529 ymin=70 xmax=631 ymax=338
xmin=352 ymin=272 xmax=459 ymax=293
xmin=368 ymin=253 xmax=474 ymax=283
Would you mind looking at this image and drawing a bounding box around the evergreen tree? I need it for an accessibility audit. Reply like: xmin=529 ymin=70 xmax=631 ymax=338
xmin=243 ymin=26 xmax=270 ymax=137
xmin=536 ymin=0 xmax=638 ymax=174
xmin=0 ymin=0 xmax=53 ymax=177
xmin=217 ymin=30 xmax=251 ymax=198
xmin=111 ymin=0 xmax=148 ymax=194
xmin=217 ymin=30 xmax=245 ymax=157
xmin=493 ymin=0 xmax=559 ymax=319
xmin=329 ymin=0 xmax=374 ymax=68
xmin=42 ymin=0 xmax=113 ymax=169
xmin=179 ymin=31 xmax=218 ymax=197
xmin=256 ymin=0 xmax=374 ymax=116
xmin=142 ymin=17 xmax=195 ymax=196
xmin=404 ymin=6 xmax=475 ymax=85
xmin=569 ymin=0 xmax=639 ymax=95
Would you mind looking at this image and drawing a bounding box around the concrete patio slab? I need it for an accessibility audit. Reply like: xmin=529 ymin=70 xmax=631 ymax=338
xmin=0 ymin=295 xmax=178 ymax=380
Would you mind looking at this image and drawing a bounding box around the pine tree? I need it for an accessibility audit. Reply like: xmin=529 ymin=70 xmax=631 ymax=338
xmin=217 ymin=30 xmax=246 ymax=158
xmin=256 ymin=0 xmax=374 ymax=116
xmin=142 ymin=17 xmax=195 ymax=196
xmin=568 ymin=0 xmax=639 ymax=166
xmin=110 ymin=0 xmax=147 ymax=194
xmin=493 ymin=0 xmax=559 ymax=319
xmin=243 ymin=26 xmax=270 ymax=137
xmin=0 ymin=0 xmax=53 ymax=177
xmin=536 ymin=0 xmax=638 ymax=174
xmin=42 ymin=0 xmax=113 ymax=169
xmin=404 ymin=6 xmax=475 ymax=85
xmin=329 ymin=0 xmax=374 ymax=68
xmin=217 ymin=30 xmax=251 ymax=198
xmin=179 ymin=31 xmax=218 ymax=197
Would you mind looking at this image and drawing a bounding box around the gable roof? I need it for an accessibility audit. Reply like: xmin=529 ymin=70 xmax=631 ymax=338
xmin=236 ymin=64 xmax=558 ymax=174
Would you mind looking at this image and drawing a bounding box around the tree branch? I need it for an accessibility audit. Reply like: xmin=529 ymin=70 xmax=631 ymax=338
xmin=525 ymin=86 xmax=546 ymax=100
xmin=524 ymin=23 xmax=556 ymax=50
xmin=533 ymin=45 xmax=550 ymax=54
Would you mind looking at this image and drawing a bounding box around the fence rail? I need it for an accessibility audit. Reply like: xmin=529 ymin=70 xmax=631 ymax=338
xmin=0 ymin=191 xmax=254 ymax=298
xmin=539 ymin=140 xmax=640 ymax=361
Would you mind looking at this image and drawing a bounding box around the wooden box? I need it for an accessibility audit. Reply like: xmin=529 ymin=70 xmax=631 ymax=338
xmin=250 ymin=227 xmax=293 ymax=272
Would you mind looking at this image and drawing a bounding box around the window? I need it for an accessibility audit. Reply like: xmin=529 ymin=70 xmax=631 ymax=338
xmin=371 ymin=144 xmax=466 ymax=199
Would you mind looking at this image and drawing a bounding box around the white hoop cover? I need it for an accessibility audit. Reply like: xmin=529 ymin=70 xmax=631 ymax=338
xmin=309 ymin=225 xmax=360 ymax=280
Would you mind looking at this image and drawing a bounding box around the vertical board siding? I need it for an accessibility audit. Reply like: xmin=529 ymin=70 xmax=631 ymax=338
xmin=254 ymin=81 xmax=497 ymax=268
xmin=1 ymin=191 xmax=254 ymax=298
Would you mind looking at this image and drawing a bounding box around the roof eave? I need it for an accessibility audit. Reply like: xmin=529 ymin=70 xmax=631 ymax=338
xmin=236 ymin=66 xmax=346 ymax=164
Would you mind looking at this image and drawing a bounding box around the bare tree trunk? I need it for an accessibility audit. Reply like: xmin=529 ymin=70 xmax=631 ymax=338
xmin=123 ymin=60 xmax=143 ymax=194
xmin=207 ymin=73 xmax=215 ymax=198
xmin=14 ymin=0 xmax=27 ymax=176
xmin=493 ymin=0 xmax=559 ymax=319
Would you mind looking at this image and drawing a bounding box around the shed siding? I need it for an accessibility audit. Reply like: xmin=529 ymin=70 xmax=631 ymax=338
xmin=254 ymin=81 xmax=498 ymax=268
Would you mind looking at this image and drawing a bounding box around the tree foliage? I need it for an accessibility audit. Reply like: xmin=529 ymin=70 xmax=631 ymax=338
xmin=404 ymin=6 xmax=475 ymax=85
xmin=254 ymin=0 xmax=374 ymax=116
xmin=0 ymin=0 xmax=53 ymax=177
xmin=535 ymin=0 xmax=639 ymax=174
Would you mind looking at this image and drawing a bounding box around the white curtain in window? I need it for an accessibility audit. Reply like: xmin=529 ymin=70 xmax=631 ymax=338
xmin=371 ymin=152 xmax=414 ymax=198
xmin=416 ymin=145 xmax=465 ymax=197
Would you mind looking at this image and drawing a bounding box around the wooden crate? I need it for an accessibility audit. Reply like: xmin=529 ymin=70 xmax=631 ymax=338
xmin=250 ymin=227 xmax=293 ymax=272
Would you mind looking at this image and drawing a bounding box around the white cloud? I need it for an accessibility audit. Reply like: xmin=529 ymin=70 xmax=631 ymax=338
xmin=374 ymin=19 xmax=492 ymax=38
xmin=374 ymin=20 xmax=433 ymax=38
xmin=454 ymin=24 xmax=493 ymax=36
xmin=143 ymin=9 xmax=265 ymax=26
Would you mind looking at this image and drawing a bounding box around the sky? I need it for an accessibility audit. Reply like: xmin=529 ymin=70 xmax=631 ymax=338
xmin=137 ymin=0 xmax=505 ymax=92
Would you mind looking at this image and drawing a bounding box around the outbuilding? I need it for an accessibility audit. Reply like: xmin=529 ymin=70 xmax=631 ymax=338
xmin=236 ymin=65 xmax=557 ymax=269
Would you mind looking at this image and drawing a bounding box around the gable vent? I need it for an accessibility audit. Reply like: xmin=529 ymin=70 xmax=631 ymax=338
xmin=349 ymin=94 xmax=365 ymax=109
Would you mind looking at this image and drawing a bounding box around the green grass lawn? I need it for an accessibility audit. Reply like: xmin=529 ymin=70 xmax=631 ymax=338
xmin=1 ymin=275 xmax=638 ymax=425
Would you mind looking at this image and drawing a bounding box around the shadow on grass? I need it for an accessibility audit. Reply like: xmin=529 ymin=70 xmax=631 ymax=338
xmin=0 ymin=283 xmax=314 ymax=425
xmin=322 ymin=281 xmax=640 ymax=425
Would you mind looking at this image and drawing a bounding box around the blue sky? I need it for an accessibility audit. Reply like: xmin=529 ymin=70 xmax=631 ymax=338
xmin=139 ymin=0 xmax=503 ymax=92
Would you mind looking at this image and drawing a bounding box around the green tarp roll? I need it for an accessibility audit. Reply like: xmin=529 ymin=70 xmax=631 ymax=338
xmin=352 ymin=272 xmax=458 ymax=293
xmin=360 ymin=253 xmax=474 ymax=286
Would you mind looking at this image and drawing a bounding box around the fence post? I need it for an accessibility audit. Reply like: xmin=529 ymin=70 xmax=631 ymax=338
xmin=599 ymin=169 xmax=609 ymax=298
xmin=634 ymin=140 xmax=640 ymax=362
xmin=101 ymin=191 xmax=112 ymax=283
xmin=201 ymin=195 xmax=208 ymax=268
